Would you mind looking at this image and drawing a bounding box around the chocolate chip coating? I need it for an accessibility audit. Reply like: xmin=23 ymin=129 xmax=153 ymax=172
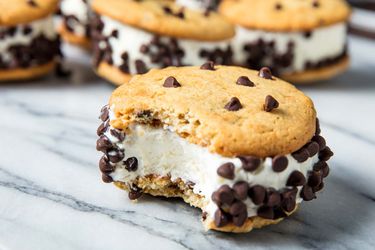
xmin=287 ymin=171 xmax=306 ymax=186
xmin=232 ymin=181 xmax=249 ymax=200
xmin=272 ymin=155 xmax=288 ymax=172
xmin=212 ymin=185 xmax=235 ymax=206
xmin=248 ymin=185 xmax=266 ymax=205
xmin=238 ymin=156 xmax=261 ymax=172
xmin=300 ymin=185 xmax=316 ymax=201
xmin=265 ymin=189 xmax=281 ymax=207
xmin=292 ymin=148 xmax=309 ymax=163
xmin=257 ymin=206 xmax=274 ymax=219
xmin=214 ymin=209 xmax=230 ymax=227
xmin=217 ymin=162 xmax=235 ymax=179
xmin=124 ymin=157 xmax=138 ymax=172
xmin=96 ymin=135 xmax=112 ymax=152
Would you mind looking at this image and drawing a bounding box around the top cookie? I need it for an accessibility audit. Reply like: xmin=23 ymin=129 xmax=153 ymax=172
xmin=219 ymin=0 xmax=351 ymax=31
xmin=92 ymin=0 xmax=235 ymax=41
xmin=0 ymin=0 xmax=58 ymax=26
xmin=110 ymin=65 xmax=316 ymax=158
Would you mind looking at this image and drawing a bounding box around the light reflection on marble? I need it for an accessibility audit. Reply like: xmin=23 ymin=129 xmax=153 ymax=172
xmin=0 ymin=38 xmax=374 ymax=250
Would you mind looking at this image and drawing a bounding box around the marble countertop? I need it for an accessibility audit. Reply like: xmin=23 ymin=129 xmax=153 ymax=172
xmin=0 ymin=36 xmax=374 ymax=250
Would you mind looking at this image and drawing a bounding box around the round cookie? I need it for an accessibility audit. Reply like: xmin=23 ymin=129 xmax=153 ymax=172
xmin=219 ymin=0 xmax=351 ymax=83
xmin=0 ymin=0 xmax=61 ymax=81
xmin=58 ymin=0 xmax=92 ymax=48
xmin=91 ymin=0 xmax=235 ymax=86
xmin=96 ymin=64 xmax=333 ymax=232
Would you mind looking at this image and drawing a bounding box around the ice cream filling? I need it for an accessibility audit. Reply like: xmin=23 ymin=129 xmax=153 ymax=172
xmin=92 ymin=14 xmax=233 ymax=74
xmin=232 ymin=22 xmax=348 ymax=74
xmin=105 ymin=123 xmax=320 ymax=220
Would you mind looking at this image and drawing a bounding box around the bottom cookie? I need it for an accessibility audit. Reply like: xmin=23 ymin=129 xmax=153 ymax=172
xmin=0 ymin=61 xmax=56 ymax=82
xmin=114 ymin=175 xmax=294 ymax=233
xmin=282 ymin=56 xmax=350 ymax=84
xmin=59 ymin=25 xmax=91 ymax=50
xmin=96 ymin=62 xmax=132 ymax=86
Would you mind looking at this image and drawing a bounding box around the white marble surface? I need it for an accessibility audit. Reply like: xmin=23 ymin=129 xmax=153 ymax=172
xmin=0 ymin=36 xmax=374 ymax=250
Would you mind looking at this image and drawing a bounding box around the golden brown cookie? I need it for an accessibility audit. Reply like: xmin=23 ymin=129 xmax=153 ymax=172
xmin=0 ymin=0 xmax=58 ymax=26
xmin=282 ymin=56 xmax=350 ymax=84
xmin=92 ymin=0 xmax=234 ymax=41
xmin=0 ymin=0 xmax=60 ymax=81
xmin=219 ymin=0 xmax=351 ymax=31
xmin=58 ymin=24 xmax=91 ymax=49
xmin=96 ymin=62 xmax=132 ymax=86
xmin=0 ymin=61 xmax=55 ymax=82
xmin=110 ymin=65 xmax=316 ymax=157
xmin=96 ymin=64 xmax=333 ymax=233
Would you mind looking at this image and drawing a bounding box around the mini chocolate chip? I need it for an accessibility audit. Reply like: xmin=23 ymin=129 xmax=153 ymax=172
xmin=107 ymin=149 xmax=125 ymax=163
xmin=232 ymin=211 xmax=247 ymax=227
xmin=55 ymin=63 xmax=72 ymax=78
xmin=140 ymin=44 xmax=149 ymax=53
xmin=304 ymin=31 xmax=312 ymax=38
xmin=306 ymin=141 xmax=320 ymax=157
xmin=300 ymin=185 xmax=316 ymax=201
xmin=110 ymin=129 xmax=125 ymax=141
xmin=23 ymin=26 xmax=32 ymax=35
xmin=258 ymin=67 xmax=274 ymax=80
xmin=212 ymin=185 xmax=235 ymax=205
xmin=264 ymin=95 xmax=279 ymax=112
xmin=312 ymin=0 xmax=320 ymax=8
xmin=202 ymin=212 xmax=207 ymax=221
xmin=99 ymin=155 xmax=114 ymax=173
xmin=128 ymin=186 xmax=142 ymax=200
xmin=281 ymin=188 xmax=297 ymax=212
xmin=248 ymin=185 xmax=266 ymax=205
xmin=287 ymin=171 xmax=306 ymax=186
xmin=217 ymin=162 xmax=235 ymax=179
xmin=292 ymin=148 xmax=309 ymax=163
xmin=238 ymin=156 xmax=261 ymax=172
xmin=236 ymin=76 xmax=255 ymax=87
xmin=312 ymin=135 xmax=326 ymax=150
xmin=272 ymin=155 xmax=288 ymax=172
xmin=214 ymin=209 xmax=230 ymax=227
xmin=200 ymin=61 xmax=215 ymax=70
xmin=312 ymin=182 xmax=324 ymax=192
xmin=321 ymin=164 xmax=330 ymax=178
xmin=265 ymin=189 xmax=281 ymax=207
xmin=315 ymin=118 xmax=321 ymax=135
xmin=176 ymin=8 xmax=185 ymax=19
xmin=257 ymin=206 xmax=274 ymax=219
xmin=232 ymin=181 xmax=249 ymax=200
xmin=124 ymin=157 xmax=138 ymax=172
xmin=313 ymin=161 xmax=326 ymax=171
xmin=319 ymin=147 xmax=333 ymax=161
xmin=224 ymin=97 xmax=243 ymax=111
xmin=229 ymin=201 xmax=247 ymax=216
xmin=97 ymin=121 xmax=108 ymax=136
xmin=27 ymin=0 xmax=38 ymax=7
xmin=163 ymin=76 xmax=181 ymax=88
xmin=135 ymin=59 xmax=147 ymax=74
xmin=308 ymin=171 xmax=322 ymax=188
xmin=111 ymin=29 xmax=118 ymax=38
xmin=96 ymin=135 xmax=112 ymax=152
xmin=102 ymin=173 xmax=113 ymax=183
xmin=99 ymin=105 xmax=109 ymax=121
